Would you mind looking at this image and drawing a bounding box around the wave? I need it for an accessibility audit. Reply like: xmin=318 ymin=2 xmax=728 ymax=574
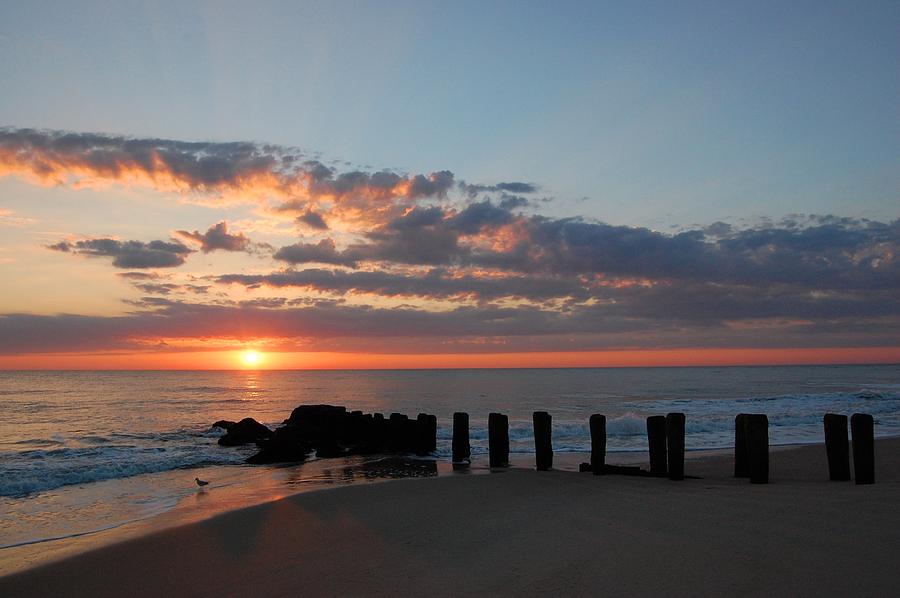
xmin=0 ymin=426 xmax=249 ymax=497
xmin=0 ymin=447 xmax=249 ymax=497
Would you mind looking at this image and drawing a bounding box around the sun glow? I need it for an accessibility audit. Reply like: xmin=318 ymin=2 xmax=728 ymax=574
xmin=241 ymin=350 xmax=263 ymax=367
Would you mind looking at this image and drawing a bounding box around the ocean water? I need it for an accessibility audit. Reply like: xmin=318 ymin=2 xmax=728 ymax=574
xmin=1 ymin=365 xmax=899 ymax=563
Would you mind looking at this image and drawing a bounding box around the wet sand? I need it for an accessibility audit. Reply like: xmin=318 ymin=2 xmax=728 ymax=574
xmin=2 ymin=439 xmax=899 ymax=597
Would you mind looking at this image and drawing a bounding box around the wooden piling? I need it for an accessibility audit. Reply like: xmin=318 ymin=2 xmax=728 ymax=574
xmin=415 ymin=413 xmax=435 ymax=456
xmin=823 ymin=413 xmax=850 ymax=481
xmin=734 ymin=414 xmax=749 ymax=478
xmin=387 ymin=413 xmax=406 ymax=453
xmin=488 ymin=412 xmax=509 ymax=467
xmin=747 ymin=414 xmax=769 ymax=484
xmin=452 ymin=412 xmax=470 ymax=466
xmin=646 ymin=415 xmax=667 ymax=476
xmin=589 ymin=414 xmax=606 ymax=475
xmin=533 ymin=411 xmax=553 ymax=471
xmin=666 ymin=412 xmax=685 ymax=481
xmin=850 ymin=413 xmax=874 ymax=485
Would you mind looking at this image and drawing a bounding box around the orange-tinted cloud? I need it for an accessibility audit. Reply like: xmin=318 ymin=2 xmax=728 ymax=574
xmin=0 ymin=128 xmax=456 ymax=227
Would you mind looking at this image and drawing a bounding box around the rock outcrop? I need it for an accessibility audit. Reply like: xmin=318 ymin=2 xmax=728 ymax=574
xmin=215 ymin=404 xmax=438 ymax=464
xmin=217 ymin=417 xmax=273 ymax=446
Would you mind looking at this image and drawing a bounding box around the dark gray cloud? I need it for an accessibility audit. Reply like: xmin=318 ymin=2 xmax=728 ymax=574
xmin=175 ymin=221 xmax=251 ymax=253
xmin=339 ymin=208 xmax=900 ymax=291
xmin=447 ymin=200 xmax=515 ymax=234
xmin=460 ymin=181 xmax=539 ymax=197
xmin=217 ymin=268 xmax=590 ymax=302
xmin=296 ymin=209 xmax=329 ymax=230
xmin=273 ymin=239 xmax=360 ymax=267
xmin=498 ymin=194 xmax=531 ymax=210
xmin=48 ymin=238 xmax=193 ymax=268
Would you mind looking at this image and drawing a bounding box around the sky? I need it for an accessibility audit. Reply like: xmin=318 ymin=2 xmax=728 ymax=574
xmin=0 ymin=0 xmax=898 ymax=369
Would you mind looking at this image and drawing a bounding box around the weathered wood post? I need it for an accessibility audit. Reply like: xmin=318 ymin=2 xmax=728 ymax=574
xmin=488 ymin=412 xmax=509 ymax=467
xmin=589 ymin=414 xmax=606 ymax=475
xmin=747 ymin=414 xmax=769 ymax=484
xmin=452 ymin=412 xmax=471 ymax=467
xmin=823 ymin=413 xmax=851 ymax=481
xmin=666 ymin=412 xmax=685 ymax=481
xmin=533 ymin=411 xmax=553 ymax=471
xmin=850 ymin=413 xmax=874 ymax=485
xmin=646 ymin=415 xmax=667 ymax=476
xmin=388 ymin=413 xmax=406 ymax=453
xmin=373 ymin=413 xmax=387 ymax=451
xmin=402 ymin=417 xmax=418 ymax=453
xmin=415 ymin=413 xmax=437 ymax=456
xmin=734 ymin=414 xmax=749 ymax=478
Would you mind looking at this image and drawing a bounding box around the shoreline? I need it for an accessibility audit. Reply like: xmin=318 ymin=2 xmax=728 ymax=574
xmin=3 ymin=435 xmax=897 ymax=574
xmin=3 ymin=438 xmax=900 ymax=596
xmin=0 ymin=442 xmax=805 ymax=574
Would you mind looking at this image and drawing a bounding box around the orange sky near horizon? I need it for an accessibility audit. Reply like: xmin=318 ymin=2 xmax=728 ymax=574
xmin=0 ymin=347 xmax=898 ymax=370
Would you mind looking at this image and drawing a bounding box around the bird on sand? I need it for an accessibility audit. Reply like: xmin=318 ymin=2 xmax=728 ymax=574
xmin=195 ymin=477 xmax=210 ymax=487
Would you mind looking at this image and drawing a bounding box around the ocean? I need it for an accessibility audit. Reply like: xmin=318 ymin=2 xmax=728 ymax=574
xmin=2 ymin=365 xmax=899 ymax=562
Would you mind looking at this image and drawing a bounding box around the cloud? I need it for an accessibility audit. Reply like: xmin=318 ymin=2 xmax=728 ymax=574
xmin=336 ymin=210 xmax=899 ymax=291
xmin=175 ymin=221 xmax=251 ymax=253
xmin=217 ymin=268 xmax=591 ymax=302
xmin=497 ymin=194 xmax=531 ymax=210
xmin=0 ymin=129 xmax=457 ymax=227
xmin=460 ymin=181 xmax=539 ymax=197
xmin=273 ymin=238 xmax=359 ymax=267
xmin=48 ymin=238 xmax=193 ymax=268
xmin=446 ymin=200 xmax=515 ymax=234
xmin=296 ymin=209 xmax=329 ymax=230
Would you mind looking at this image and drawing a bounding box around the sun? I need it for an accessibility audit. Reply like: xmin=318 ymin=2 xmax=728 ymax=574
xmin=241 ymin=350 xmax=263 ymax=367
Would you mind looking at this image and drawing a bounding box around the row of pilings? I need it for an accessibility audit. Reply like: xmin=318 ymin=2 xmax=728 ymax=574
xmin=227 ymin=405 xmax=876 ymax=483
xmin=451 ymin=410 xmax=876 ymax=485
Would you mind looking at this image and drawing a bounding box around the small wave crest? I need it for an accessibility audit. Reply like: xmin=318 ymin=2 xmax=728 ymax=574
xmin=0 ymin=425 xmax=243 ymax=497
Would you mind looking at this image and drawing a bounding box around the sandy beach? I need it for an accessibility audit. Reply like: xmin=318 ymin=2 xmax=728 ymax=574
xmin=2 ymin=438 xmax=898 ymax=598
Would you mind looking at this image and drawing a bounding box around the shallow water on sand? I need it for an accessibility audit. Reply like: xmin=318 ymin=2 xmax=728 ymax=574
xmin=1 ymin=365 xmax=899 ymax=569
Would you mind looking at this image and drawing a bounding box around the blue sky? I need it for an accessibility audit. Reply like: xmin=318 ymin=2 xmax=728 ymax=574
xmin=2 ymin=0 xmax=897 ymax=227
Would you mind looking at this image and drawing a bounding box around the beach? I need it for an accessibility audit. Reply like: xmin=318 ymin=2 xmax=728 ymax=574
xmin=2 ymin=437 xmax=898 ymax=597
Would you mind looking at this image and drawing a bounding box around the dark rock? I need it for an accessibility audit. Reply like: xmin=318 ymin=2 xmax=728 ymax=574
xmin=211 ymin=420 xmax=236 ymax=431
xmin=247 ymin=441 xmax=309 ymax=464
xmin=218 ymin=417 xmax=272 ymax=446
xmin=247 ymin=425 xmax=311 ymax=464
xmin=285 ymin=404 xmax=347 ymax=426
xmin=225 ymin=404 xmax=436 ymax=465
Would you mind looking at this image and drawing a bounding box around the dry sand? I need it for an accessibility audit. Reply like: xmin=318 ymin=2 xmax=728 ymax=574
xmin=2 ymin=439 xmax=899 ymax=597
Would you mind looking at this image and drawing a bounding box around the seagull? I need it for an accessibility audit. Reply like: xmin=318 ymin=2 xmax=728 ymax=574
xmin=195 ymin=477 xmax=210 ymax=487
